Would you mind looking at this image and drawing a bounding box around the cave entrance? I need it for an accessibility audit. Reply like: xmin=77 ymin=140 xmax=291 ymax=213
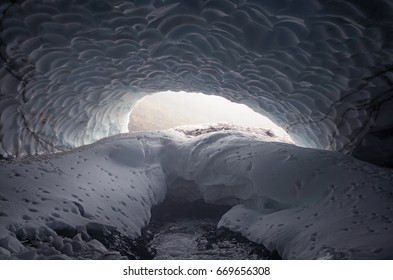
xmin=128 ymin=91 xmax=293 ymax=142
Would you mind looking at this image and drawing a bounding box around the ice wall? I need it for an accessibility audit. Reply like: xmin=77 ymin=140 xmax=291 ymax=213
xmin=0 ymin=0 xmax=393 ymax=166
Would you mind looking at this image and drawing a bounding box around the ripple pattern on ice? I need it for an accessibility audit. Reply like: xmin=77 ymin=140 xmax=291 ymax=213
xmin=0 ymin=0 xmax=393 ymax=165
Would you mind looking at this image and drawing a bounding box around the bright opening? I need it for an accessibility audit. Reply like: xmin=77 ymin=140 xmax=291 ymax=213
xmin=128 ymin=91 xmax=293 ymax=143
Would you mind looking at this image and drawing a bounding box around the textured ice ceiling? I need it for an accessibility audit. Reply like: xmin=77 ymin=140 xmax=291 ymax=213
xmin=0 ymin=0 xmax=393 ymax=166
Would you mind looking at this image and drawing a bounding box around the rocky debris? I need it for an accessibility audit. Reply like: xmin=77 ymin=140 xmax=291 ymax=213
xmin=146 ymin=200 xmax=281 ymax=260
xmin=199 ymin=225 xmax=281 ymax=260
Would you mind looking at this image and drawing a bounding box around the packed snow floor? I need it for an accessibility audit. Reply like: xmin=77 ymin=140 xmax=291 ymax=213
xmin=0 ymin=129 xmax=392 ymax=259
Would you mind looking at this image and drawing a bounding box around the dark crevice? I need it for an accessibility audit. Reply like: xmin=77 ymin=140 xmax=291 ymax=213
xmin=146 ymin=199 xmax=282 ymax=260
xmin=151 ymin=199 xmax=231 ymax=221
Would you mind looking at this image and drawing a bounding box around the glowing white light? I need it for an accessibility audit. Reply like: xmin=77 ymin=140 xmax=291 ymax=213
xmin=128 ymin=91 xmax=292 ymax=141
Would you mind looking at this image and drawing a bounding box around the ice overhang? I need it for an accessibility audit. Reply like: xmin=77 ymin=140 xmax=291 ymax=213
xmin=0 ymin=0 xmax=393 ymax=166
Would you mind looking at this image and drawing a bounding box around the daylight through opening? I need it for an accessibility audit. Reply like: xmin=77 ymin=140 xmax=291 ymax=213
xmin=128 ymin=91 xmax=294 ymax=143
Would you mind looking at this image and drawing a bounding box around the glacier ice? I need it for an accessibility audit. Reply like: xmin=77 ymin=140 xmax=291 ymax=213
xmin=0 ymin=0 xmax=393 ymax=166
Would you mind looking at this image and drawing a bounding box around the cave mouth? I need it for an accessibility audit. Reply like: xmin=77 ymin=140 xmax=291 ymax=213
xmin=127 ymin=91 xmax=294 ymax=143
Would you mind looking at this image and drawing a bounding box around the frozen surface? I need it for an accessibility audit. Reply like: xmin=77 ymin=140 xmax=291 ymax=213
xmin=0 ymin=130 xmax=392 ymax=259
xmin=0 ymin=0 xmax=393 ymax=166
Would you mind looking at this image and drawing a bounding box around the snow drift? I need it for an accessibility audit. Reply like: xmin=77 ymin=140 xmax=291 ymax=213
xmin=0 ymin=130 xmax=392 ymax=259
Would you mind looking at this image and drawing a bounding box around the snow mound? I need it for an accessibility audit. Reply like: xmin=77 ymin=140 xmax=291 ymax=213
xmin=0 ymin=132 xmax=168 ymax=259
xmin=0 ymin=131 xmax=393 ymax=259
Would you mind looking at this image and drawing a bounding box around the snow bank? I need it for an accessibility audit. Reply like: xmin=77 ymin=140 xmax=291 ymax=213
xmin=0 ymin=132 xmax=168 ymax=259
xmin=1 ymin=0 xmax=393 ymax=166
xmin=161 ymin=131 xmax=393 ymax=259
xmin=0 ymin=130 xmax=392 ymax=259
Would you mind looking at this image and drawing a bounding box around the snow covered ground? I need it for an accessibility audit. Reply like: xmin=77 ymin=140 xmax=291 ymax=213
xmin=0 ymin=128 xmax=392 ymax=259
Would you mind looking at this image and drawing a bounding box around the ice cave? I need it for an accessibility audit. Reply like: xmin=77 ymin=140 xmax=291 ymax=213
xmin=0 ymin=0 xmax=393 ymax=260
